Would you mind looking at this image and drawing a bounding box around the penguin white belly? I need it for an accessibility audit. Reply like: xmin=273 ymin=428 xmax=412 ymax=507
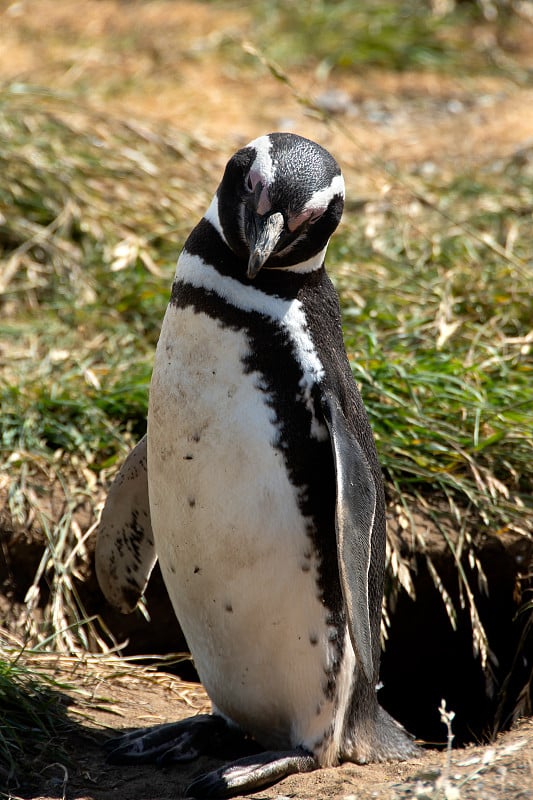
xmin=148 ymin=304 xmax=340 ymax=753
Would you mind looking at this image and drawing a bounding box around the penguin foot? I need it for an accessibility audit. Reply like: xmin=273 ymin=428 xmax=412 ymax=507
xmin=342 ymin=705 xmax=418 ymax=764
xmin=187 ymin=749 xmax=318 ymax=798
xmin=105 ymin=713 xmax=255 ymax=765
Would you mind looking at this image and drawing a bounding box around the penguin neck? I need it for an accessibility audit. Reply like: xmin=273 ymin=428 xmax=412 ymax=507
xmin=181 ymin=215 xmax=327 ymax=300
xmin=252 ymin=262 xmax=326 ymax=298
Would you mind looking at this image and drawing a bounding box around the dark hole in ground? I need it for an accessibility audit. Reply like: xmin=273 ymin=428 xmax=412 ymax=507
xmin=379 ymin=534 xmax=532 ymax=746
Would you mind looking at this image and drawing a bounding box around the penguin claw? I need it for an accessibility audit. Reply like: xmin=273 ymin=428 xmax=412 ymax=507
xmin=186 ymin=749 xmax=317 ymax=799
xmin=104 ymin=714 xmax=265 ymax=768
xmin=105 ymin=714 xmax=225 ymax=765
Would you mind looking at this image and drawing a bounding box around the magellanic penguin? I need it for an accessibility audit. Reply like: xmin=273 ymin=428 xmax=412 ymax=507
xmin=96 ymin=132 xmax=417 ymax=798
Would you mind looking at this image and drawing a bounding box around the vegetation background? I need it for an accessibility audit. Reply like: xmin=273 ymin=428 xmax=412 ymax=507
xmin=0 ymin=1 xmax=532 ymax=797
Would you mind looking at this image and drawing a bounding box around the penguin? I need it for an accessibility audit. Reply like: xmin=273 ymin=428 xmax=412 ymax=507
xmin=96 ymin=132 xmax=417 ymax=798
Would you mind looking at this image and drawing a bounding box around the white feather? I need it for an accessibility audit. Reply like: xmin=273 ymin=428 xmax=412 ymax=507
xmin=203 ymin=193 xmax=228 ymax=245
xmin=305 ymin=174 xmax=345 ymax=212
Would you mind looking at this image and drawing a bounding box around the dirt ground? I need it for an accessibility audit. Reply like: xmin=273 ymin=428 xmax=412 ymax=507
xmin=2 ymin=1 xmax=533 ymax=798
xmin=11 ymin=658 xmax=533 ymax=800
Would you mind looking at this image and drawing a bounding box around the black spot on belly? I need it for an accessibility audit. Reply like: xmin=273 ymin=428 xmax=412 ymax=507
xmin=225 ymin=603 xmax=233 ymax=613
xmin=184 ymin=454 xmax=194 ymax=461
xmin=194 ymin=565 xmax=201 ymax=574
xmin=188 ymin=497 xmax=196 ymax=507
xmin=323 ymin=651 xmax=342 ymax=699
xmin=309 ymin=633 xmax=318 ymax=646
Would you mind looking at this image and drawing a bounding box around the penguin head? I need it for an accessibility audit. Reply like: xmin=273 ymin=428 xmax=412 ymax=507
xmin=216 ymin=133 xmax=345 ymax=279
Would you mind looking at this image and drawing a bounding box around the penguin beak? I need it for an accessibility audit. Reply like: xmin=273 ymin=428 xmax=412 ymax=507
xmin=246 ymin=211 xmax=285 ymax=279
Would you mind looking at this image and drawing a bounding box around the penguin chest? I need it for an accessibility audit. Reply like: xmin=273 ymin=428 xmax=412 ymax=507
xmin=148 ymin=303 xmax=340 ymax=751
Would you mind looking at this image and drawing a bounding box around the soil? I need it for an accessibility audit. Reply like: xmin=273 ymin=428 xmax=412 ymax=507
xmin=1 ymin=1 xmax=533 ymax=798
xmin=8 ymin=657 xmax=533 ymax=800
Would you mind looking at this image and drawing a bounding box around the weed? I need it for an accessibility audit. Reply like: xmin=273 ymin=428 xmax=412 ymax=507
xmin=0 ymin=642 xmax=71 ymax=788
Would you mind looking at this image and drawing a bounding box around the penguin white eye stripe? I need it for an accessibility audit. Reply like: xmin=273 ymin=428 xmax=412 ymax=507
xmin=306 ymin=175 xmax=346 ymax=209
xmin=274 ymin=243 xmax=329 ymax=274
xmin=251 ymin=178 xmax=271 ymax=216
xmin=247 ymin=135 xmax=275 ymax=186
xmin=288 ymin=175 xmax=345 ymax=232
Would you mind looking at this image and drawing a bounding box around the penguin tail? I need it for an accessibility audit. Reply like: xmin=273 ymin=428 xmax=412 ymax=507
xmin=342 ymin=705 xmax=418 ymax=764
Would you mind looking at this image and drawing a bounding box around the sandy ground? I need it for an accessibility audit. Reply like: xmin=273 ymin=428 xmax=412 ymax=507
xmin=11 ymin=659 xmax=533 ymax=800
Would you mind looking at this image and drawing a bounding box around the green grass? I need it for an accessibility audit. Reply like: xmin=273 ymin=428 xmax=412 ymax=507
xmin=0 ymin=87 xmax=202 ymax=474
xmin=0 ymin=650 xmax=71 ymax=788
xmin=0 ymin=87 xmax=204 ymax=649
xmin=331 ymin=161 xmax=533 ymax=535
xmin=251 ymin=0 xmax=523 ymax=75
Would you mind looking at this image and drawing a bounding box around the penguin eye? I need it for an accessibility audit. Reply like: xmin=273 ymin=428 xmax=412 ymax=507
xmin=287 ymin=206 xmax=325 ymax=233
xmin=308 ymin=209 xmax=325 ymax=224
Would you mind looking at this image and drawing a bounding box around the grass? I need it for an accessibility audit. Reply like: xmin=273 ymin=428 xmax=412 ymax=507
xmin=0 ymin=640 xmax=199 ymax=791
xmin=0 ymin=645 xmax=71 ymax=788
xmin=333 ymin=165 xmax=533 ymax=535
xmin=252 ymin=0 xmax=527 ymax=76
xmin=0 ymin=86 xmax=208 ymax=651
xmin=0 ymin=87 xmax=200 ymax=469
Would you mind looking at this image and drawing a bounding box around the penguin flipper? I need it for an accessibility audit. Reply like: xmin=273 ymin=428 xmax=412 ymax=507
xmin=95 ymin=434 xmax=157 ymax=613
xmin=321 ymin=390 xmax=376 ymax=684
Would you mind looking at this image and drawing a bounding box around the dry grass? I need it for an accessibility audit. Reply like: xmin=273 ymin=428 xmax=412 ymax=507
xmin=0 ymin=630 xmax=204 ymax=788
